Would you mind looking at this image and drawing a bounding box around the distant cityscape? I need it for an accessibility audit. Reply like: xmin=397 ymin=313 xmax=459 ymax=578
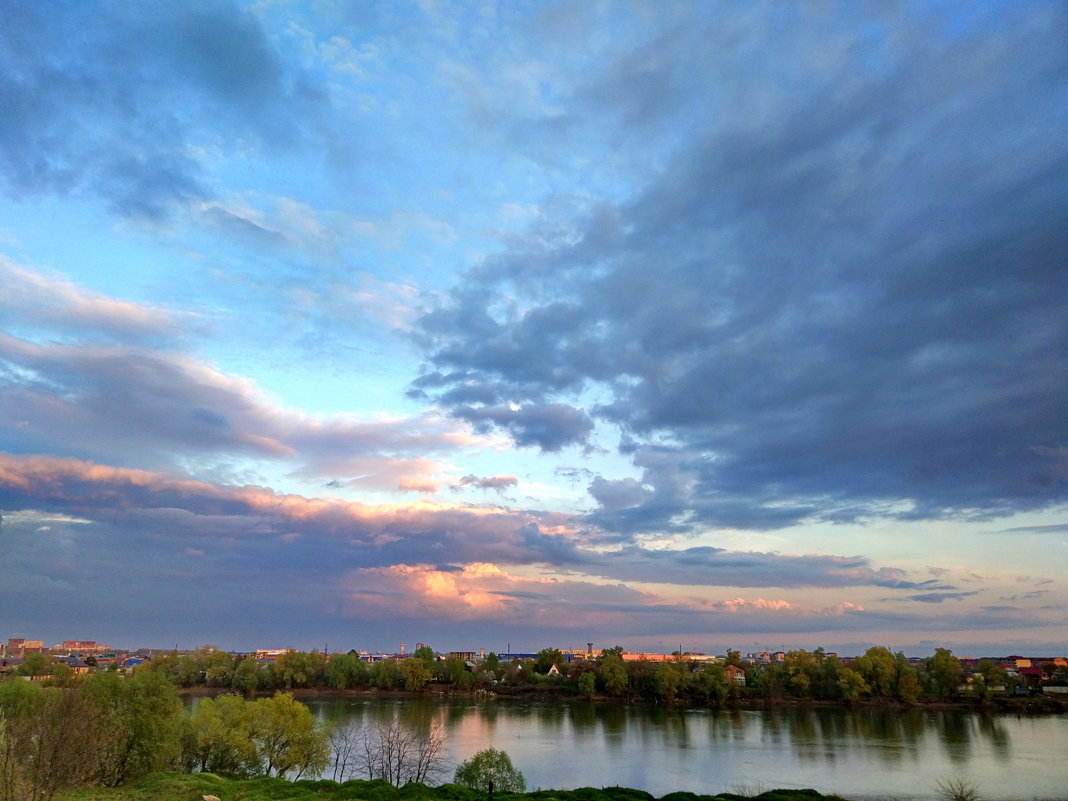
xmin=3 ymin=635 xmax=1066 ymax=692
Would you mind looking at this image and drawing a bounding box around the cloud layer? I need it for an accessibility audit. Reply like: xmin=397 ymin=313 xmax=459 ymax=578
xmin=1 ymin=0 xmax=1065 ymax=653
xmin=414 ymin=2 xmax=1068 ymax=533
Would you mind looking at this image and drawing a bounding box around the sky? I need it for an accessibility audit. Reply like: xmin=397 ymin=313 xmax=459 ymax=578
xmin=1 ymin=0 xmax=1066 ymax=658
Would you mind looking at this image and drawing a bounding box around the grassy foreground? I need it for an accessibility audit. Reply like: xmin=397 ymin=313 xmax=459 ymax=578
xmin=56 ymin=772 xmax=849 ymax=801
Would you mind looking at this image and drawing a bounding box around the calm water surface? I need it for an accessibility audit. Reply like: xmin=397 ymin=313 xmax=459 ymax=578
xmin=305 ymin=697 xmax=1068 ymax=801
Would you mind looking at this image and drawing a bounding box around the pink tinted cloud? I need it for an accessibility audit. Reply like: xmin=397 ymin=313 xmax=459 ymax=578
xmin=0 ymin=331 xmax=481 ymax=482
xmin=0 ymin=453 xmax=576 ymax=561
xmin=0 ymin=257 xmax=184 ymax=342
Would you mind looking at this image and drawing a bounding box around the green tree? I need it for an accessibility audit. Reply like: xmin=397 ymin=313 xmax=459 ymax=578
xmin=16 ymin=653 xmax=53 ymax=677
xmin=401 ymin=658 xmax=433 ymax=692
xmin=274 ymin=650 xmax=325 ymax=689
xmin=251 ymin=693 xmax=329 ymax=779
xmin=370 ymin=659 xmax=400 ymax=689
xmin=231 ymin=656 xmax=262 ymax=694
xmin=600 ymin=654 xmax=628 ymax=697
xmin=925 ymin=648 xmax=962 ymax=699
xmin=413 ymin=646 xmax=436 ymax=665
xmin=204 ymin=651 xmax=235 ymax=687
xmin=534 ymin=648 xmax=565 ymax=675
xmin=454 ymin=747 xmax=526 ymax=793
xmin=694 ymin=664 xmax=729 ymax=705
xmin=783 ymin=650 xmax=817 ymax=697
xmin=652 ymin=662 xmax=684 ymax=701
xmin=972 ymin=659 xmax=1007 ymax=701
xmin=83 ymin=670 xmax=184 ymax=784
xmin=837 ymin=666 xmax=870 ymax=701
xmin=897 ymin=667 xmax=922 ymax=703
xmin=183 ymin=694 xmax=259 ymax=775
xmin=577 ymin=672 xmax=596 ymax=699
xmin=174 ymin=655 xmax=202 ymax=687
xmin=325 ymin=653 xmax=367 ymax=690
xmin=597 ymin=645 xmax=625 ymax=662
xmin=854 ymin=647 xmax=897 ymax=698
xmin=0 ymin=683 xmax=110 ymax=801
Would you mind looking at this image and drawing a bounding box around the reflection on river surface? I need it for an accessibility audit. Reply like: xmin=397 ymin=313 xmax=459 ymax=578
xmin=303 ymin=697 xmax=1067 ymax=801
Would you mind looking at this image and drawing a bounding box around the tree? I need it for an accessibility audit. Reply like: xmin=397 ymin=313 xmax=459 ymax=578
xmin=413 ymin=646 xmax=436 ymax=665
xmin=183 ymin=694 xmax=259 ymax=776
xmin=597 ymin=645 xmax=624 ymax=663
xmin=783 ymin=650 xmax=817 ymax=697
xmin=325 ymin=653 xmax=367 ymax=690
xmin=652 ymin=662 xmax=684 ymax=701
xmin=16 ymin=653 xmax=53 ymax=678
xmin=534 ymin=648 xmax=565 ymax=675
xmin=854 ymin=647 xmax=897 ymax=698
xmin=204 ymin=651 xmax=235 ymax=687
xmin=577 ymin=672 xmax=596 ymax=699
xmin=599 ymin=654 xmax=628 ymax=697
xmin=837 ymin=666 xmax=870 ymax=702
xmin=251 ymin=692 xmax=329 ymax=779
xmin=83 ymin=670 xmax=184 ymax=784
xmin=454 ymin=747 xmax=526 ymax=794
xmin=356 ymin=720 xmax=449 ymax=787
xmin=231 ymin=655 xmax=262 ymax=694
xmin=972 ymin=659 xmax=1006 ymax=701
xmin=926 ymin=648 xmax=962 ymax=699
xmin=0 ymin=684 xmax=109 ymax=801
xmin=401 ymin=658 xmax=433 ymax=692
xmin=174 ymin=655 xmax=202 ymax=687
xmin=273 ymin=650 xmax=326 ymax=689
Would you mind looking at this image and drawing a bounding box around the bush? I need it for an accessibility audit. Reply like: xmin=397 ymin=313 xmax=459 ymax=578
xmin=453 ymin=749 xmax=526 ymax=794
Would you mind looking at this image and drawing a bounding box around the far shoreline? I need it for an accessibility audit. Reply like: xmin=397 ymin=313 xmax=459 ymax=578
xmin=177 ymin=684 xmax=1067 ymax=715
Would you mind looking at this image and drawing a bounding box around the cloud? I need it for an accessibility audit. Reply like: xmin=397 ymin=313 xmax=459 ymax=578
xmin=0 ymin=257 xmax=187 ymax=344
xmin=452 ymin=474 xmax=519 ymax=493
xmin=451 ymin=403 xmax=594 ymax=452
xmin=0 ymin=271 xmax=481 ymax=485
xmin=413 ymin=2 xmax=1068 ymax=532
xmin=907 ymin=592 xmax=979 ymax=604
xmin=0 ymin=0 xmax=327 ymax=220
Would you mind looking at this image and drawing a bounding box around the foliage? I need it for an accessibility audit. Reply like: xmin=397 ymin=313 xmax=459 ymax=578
xmin=453 ymin=748 xmax=526 ymax=794
xmin=183 ymin=693 xmax=260 ymax=776
xmin=50 ymin=773 xmax=854 ymax=801
xmin=16 ymin=653 xmax=53 ymax=677
xmin=83 ymin=670 xmax=185 ymax=784
xmin=252 ymin=692 xmax=330 ymax=779
xmin=926 ymin=649 xmax=963 ymax=699
xmin=402 ymin=659 xmax=433 ymax=692
xmin=0 ymin=684 xmax=108 ymax=801
xmin=232 ymin=655 xmax=263 ymax=693
xmin=534 ymin=649 xmax=566 ymax=675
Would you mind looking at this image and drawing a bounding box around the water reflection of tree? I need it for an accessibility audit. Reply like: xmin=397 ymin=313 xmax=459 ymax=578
xmin=705 ymin=709 xmax=749 ymax=745
xmin=976 ymin=713 xmax=1011 ymax=764
xmin=595 ymin=702 xmax=629 ymax=741
xmin=934 ymin=710 xmax=974 ymax=765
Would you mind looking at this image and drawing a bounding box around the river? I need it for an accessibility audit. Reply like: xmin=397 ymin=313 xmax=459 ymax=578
xmin=304 ymin=696 xmax=1068 ymax=801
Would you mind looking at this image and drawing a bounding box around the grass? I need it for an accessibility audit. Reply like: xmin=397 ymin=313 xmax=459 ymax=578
xmin=56 ymin=774 xmax=853 ymax=801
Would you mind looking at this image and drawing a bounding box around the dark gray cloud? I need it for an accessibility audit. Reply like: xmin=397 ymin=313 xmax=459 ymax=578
xmin=452 ymin=474 xmax=519 ymax=492
xmin=907 ymin=592 xmax=979 ymax=604
xmin=452 ymin=402 xmax=594 ymax=451
xmin=0 ymin=0 xmax=324 ymax=220
xmin=413 ymin=2 xmax=1068 ymax=532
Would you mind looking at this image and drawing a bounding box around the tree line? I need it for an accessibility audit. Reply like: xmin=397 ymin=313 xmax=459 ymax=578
xmin=80 ymin=643 xmax=1022 ymax=705
xmin=0 ymin=670 xmax=526 ymax=801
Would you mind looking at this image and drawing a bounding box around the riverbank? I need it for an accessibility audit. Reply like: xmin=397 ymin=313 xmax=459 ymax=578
xmin=179 ymin=683 xmax=1067 ymax=715
xmin=58 ymin=771 xmax=853 ymax=801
